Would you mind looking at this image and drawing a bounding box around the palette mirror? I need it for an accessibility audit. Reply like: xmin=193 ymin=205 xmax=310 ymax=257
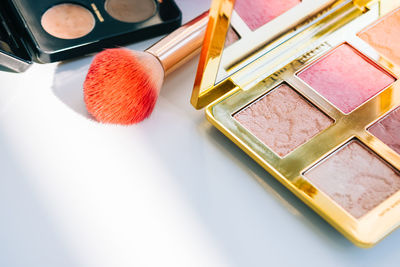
xmin=216 ymin=0 xmax=337 ymax=84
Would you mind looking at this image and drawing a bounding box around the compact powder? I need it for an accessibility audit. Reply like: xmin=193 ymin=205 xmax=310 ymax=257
xmin=304 ymin=140 xmax=400 ymax=218
xmin=234 ymin=83 xmax=333 ymax=157
xmin=41 ymin=3 xmax=95 ymax=40
xmin=358 ymin=8 xmax=400 ymax=66
xmin=298 ymin=44 xmax=395 ymax=114
xmin=105 ymin=0 xmax=157 ymax=23
xmin=235 ymin=0 xmax=301 ymax=31
xmin=369 ymin=107 xmax=400 ymax=155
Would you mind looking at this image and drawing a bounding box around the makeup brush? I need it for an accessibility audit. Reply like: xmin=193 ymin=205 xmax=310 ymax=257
xmin=84 ymin=11 xmax=209 ymax=125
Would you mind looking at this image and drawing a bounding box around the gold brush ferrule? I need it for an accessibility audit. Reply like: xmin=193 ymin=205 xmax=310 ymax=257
xmin=146 ymin=11 xmax=209 ymax=75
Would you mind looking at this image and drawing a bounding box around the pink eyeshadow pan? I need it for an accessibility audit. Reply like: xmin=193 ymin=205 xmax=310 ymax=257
xmin=297 ymin=44 xmax=395 ymax=114
xmin=234 ymin=0 xmax=301 ymax=31
xmin=234 ymin=83 xmax=333 ymax=157
xmin=304 ymin=140 xmax=400 ymax=218
xmin=369 ymin=107 xmax=400 ymax=155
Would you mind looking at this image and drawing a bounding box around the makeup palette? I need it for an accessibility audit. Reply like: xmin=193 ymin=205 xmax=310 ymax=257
xmin=0 ymin=0 xmax=181 ymax=72
xmin=192 ymin=0 xmax=400 ymax=247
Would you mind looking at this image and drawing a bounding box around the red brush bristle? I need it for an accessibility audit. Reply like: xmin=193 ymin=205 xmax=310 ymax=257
xmin=84 ymin=48 xmax=164 ymax=125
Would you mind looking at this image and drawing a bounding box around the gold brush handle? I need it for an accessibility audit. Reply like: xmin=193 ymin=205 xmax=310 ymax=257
xmin=146 ymin=11 xmax=209 ymax=75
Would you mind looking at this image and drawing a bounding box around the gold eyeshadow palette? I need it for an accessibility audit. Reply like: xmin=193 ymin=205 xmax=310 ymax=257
xmin=0 ymin=0 xmax=181 ymax=72
xmin=191 ymin=0 xmax=400 ymax=247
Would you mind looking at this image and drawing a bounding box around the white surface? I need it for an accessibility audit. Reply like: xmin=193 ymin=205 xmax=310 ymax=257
xmin=1 ymin=1 xmax=400 ymax=266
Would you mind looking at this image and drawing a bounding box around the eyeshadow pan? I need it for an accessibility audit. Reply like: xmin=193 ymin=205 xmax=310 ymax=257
xmin=369 ymin=107 xmax=400 ymax=155
xmin=234 ymin=83 xmax=333 ymax=157
xmin=105 ymin=0 xmax=157 ymax=23
xmin=298 ymin=44 xmax=395 ymax=114
xmin=234 ymin=0 xmax=301 ymax=31
xmin=0 ymin=40 xmax=12 ymax=53
xmin=41 ymin=3 xmax=95 ymax=40
xmin=358 ymin=8 xmax=400 ymax=67
xmin=305 ymin=140 xmax=400 ymax=218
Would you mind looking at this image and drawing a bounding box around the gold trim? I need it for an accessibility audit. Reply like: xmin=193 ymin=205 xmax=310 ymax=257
xmin=91 ymin=3 xmax=104 ymax=22
xmin=191 ymin=0 xmax=235 ymax=109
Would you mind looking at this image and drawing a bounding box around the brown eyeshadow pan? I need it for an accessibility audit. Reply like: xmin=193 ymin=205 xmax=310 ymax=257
xmin=41 ymin=3 xmax=95 ymax=40
xmin=304 ymin=140 xmax=400 ymax=218
xmin=104 ymin=0 xmax=157 ymax=23
xmin=234 ymin=83 xmax=333 ymax=157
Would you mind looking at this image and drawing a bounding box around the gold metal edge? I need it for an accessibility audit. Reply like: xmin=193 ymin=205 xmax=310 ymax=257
xmin=205 ymin=105 xmax=376 ymax=248
xmin=206 ymin=87 xmax=400 ymax=248
xmin=191 ymin=0 xmax=235 ymax=109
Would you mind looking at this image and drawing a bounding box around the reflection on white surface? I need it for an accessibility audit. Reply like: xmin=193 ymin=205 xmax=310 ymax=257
xmin=0 ymin=0 xmax=400 ymax=266
xmin=0 ymin=133 xmax=80 ymax=267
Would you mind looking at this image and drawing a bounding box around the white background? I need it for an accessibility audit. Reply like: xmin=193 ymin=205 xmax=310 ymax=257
xmin=0 ymin=1 xmax=400 ymax=266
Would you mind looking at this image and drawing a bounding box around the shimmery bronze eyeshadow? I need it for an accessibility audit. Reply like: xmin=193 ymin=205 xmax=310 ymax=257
xmin=234 ymin=83 xmax=333 ymax=157
xmin=304 ymin=140 xmax=400 ymax=218
xmin=41 ymin=3 xmax=95 ymax=40
xmin=105 ymin=0 xmax=157 ymax=23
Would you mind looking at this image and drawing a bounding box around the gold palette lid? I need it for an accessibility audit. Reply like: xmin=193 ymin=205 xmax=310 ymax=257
xmin=191 ymin=0 xmax=383 ymax=109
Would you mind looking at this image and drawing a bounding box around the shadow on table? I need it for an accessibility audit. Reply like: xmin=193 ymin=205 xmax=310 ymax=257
xmin=0 ymin=130 xmax=81 ymax=267
xmin=52 ymin=57 xmax=95 ymax=121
